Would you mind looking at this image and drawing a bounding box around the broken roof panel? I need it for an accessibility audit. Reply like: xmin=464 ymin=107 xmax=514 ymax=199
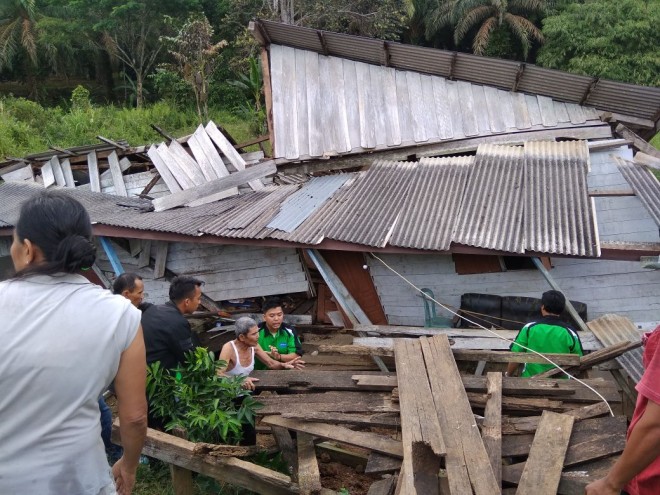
xmin=524 ymin=140 xmax=599 ymax=257
xmin=453 ymin=144 xmax=526 ymax=253
xmin=614 ymin=156 xmax=660 ymax=227
xmin=267 ymin=174 xmax=352 ymax=233
xmin=323 ymin=161 xmax=417 ymax=247
xmin=390 ymin=156 xmax=473 ymax=251
xmin=268 ymin=44 xmax=603 ymax=161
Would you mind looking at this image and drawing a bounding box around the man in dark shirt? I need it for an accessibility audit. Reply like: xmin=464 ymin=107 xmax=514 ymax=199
xmin=141 ymin=276 xmax=203 ymax=370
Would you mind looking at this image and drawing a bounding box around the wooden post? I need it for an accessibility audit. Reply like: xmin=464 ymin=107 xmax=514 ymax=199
xmin=170 ymin=428 xmax=195 ymax=495
xmin=297 ymin=433 xmax=322 ymax=495
xmin=482 ymin=372 xmax=502 ymax=489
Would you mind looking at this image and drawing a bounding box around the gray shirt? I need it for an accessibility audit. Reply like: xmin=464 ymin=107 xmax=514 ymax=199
xmin=0 ymin=274 xmax=141 ymax=495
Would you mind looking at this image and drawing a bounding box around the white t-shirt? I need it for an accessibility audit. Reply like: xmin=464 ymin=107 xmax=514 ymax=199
xmin=0 ymin=274 xmax=141 ymax=495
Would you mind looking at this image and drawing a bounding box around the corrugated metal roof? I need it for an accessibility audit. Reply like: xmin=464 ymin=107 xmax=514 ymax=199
xmin=525 ymin=140 xmax=599 ymax=257
xmin=323 ymin=161 xmax=418 ymax=247
xmin=390 ymin=156 xmax=473 ymax=250
xmin=267 ymin=175 xmax=351 ymax=232
xmin=257 ymin=20 xmax=660 ymax=124
xmin=588 ymin=314 xmax=644 ymax=384
xmin=453 ymin=144 xmax=526 ymax=253
xmin=614 ymin=156 xmax=660 ymax=227
xmin=269 ymin=44 xmax=605 ymax=161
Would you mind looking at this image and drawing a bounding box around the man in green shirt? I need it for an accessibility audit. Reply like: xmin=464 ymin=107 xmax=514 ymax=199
xmin=506 ymin=290 xmax=583 ymax=378
xmin=254 ymin=298 xmax=304 ymax=370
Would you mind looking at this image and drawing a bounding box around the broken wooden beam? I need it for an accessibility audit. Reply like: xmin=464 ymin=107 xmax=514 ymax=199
xmin=297 ymin=432 xmax=322 ymax=495
xmin=482 ymin=372 xmax=502 ymax=488
xmin=536 ymin=340 xmax=641 ymax=378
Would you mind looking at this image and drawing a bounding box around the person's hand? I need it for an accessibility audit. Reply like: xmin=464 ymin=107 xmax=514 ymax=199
xmin=112 ymin=457 xmax=137 ymax=495
xmin=286 ymin=357 xmax=305 ymax=370
xmin=584 ymin=477 xmax=622 ymax=495
xmin=269 ymin=346 xmax=281 ymax=361
xmin=241 ymin=377 xmax=259 ymax=390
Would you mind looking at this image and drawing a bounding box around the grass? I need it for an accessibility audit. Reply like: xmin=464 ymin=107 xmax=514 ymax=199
xmin=0 ymin=96 xmax=258 ymax=159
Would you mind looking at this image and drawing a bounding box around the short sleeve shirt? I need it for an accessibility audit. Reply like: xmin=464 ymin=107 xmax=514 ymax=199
xmin=142 ymin=301 xmax=200 ymax=370
xmin=510 ymin=316 xmax=583 ymax=377
xmin=0 ymin=274 xmax=141 ymax=495
xmin=624 ymin=326 xmax=660 ymax=495
xmin=254 ymin=323 xmax=301 ymax=370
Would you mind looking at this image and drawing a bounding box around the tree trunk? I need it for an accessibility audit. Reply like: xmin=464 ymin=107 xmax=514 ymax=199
xmin=136 ymin=73 xmax=143 ymax=108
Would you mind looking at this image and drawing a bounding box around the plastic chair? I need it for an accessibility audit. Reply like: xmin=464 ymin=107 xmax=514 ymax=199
xmin=420 ymin=288 xmax=452 ymax=327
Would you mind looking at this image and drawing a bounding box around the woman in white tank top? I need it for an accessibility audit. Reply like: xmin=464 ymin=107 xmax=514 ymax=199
xmin=219 ymin=317 xmax=305 ymax=391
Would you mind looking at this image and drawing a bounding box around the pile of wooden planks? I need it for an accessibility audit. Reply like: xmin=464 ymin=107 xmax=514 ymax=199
xmin=251 ymin=333 xmax=630 ymax=495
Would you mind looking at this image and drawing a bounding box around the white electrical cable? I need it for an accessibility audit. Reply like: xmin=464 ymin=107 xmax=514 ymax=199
xmin=370 ymin=253 xmax=614 ymax=417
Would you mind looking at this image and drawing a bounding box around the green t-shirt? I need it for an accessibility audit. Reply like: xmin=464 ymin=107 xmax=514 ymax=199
xmin=510 ymin=316 xmax=583 ymax=377
xmin=254 ymin=324 xmax=300 ymax=370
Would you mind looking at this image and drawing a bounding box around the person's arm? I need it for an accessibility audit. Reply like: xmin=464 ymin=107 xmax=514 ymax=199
xmin=585 ymin=399 xmax=660 ymax=494
xmin=112 ymin=326 xmax=148 ymax=495
xmin=270 ymin=328 xmax=303 ymax=363
xmin=505 ymin=361 xmax=520 ymax=377
xmin=217 ymin=342 xmax=235 ymax=374
xmin=169 ymin=319 xmax=197 ymax=365
xmin=256 ymin=347 xmax=304 ymax=370
xmin=506 ymin=326 xmax=529 ymax=377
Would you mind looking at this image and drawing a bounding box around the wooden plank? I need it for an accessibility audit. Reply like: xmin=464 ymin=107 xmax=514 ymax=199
xmin=188 ymin=129 xmax=219 ymax=181
xmin=471 ymin=84 xmax=490 ymax=134
xmin=421 ymin=335 xmax=500 ymax=494
xmin=525 ymin=95 xmax=543 ymax=126
xmin=107 ymin=151 xmax=128 ymax=196
xmin=342 ymin=59 xmax=361 ymax=150
xmin=295 ymin=48 xmax=310 ymax=157
xmin=432 ymin=76 xmax=452 ymax=139
xmin=316 ymin=442 xmax=368 ymax=469
xmin=297 ymin=432 xmax=322 ymax=495
xmin=500 ymin=91 xmax=517 ymax=130
xmin=278 ymin=45 xmax=299 ymax=160
xmin=457 ymin=81 xmax=479 ymax=137
xmin=394 ymin=339 xmax=445 ymax=494
xmin=500 ymin=402 xmax=611 ymax=435
xmin=168 ymin=139 xmax=207 ymax=186
xmin=50 ymin=156 xmax=66 ymax=186
xmin=152 ymin=160 xmax=275 ymax=212
xmin=512 ymin=92 xmax=532 ymax=129
xmin=111 ymin=423 xmax=299 ymax=495
xmin=305 ymin=50 xmax=324 ymax=157
xmin=515 ymin=411 xmax=574 ymax=495
xmin=282 ymin=411 xmax=399 ymax=428
xmin=469 ymin=392 xmax=564 ymax=414
xmin=147 ymin=144 xmax=183 ymax=193
xmin=484 ymin=86 xmax=506 ymax=133
xmin=396 ymin=69 xmax=414 ymax=143
xmin=206 ymin=121 xmax=264 ymax=191
xmin=256 ymin=392 xmax=399 ymax=415
xmin=170 ymin=428 xmax=195 ymax=495
xmin=366 ymin=453 xmax=402 ymax=474
xmin=367 ymin=476 xmax=396 ymax=495
xmin=383 ymin=67 xmax=401 ymax=146
xmin=137 ymin=240 xmax=152 ymax=268
xmin=566 ymin=103 xmax=586 ymax=125
xmin=153 ymin=241 xmax=168 ymax=278
xmin=616 ymin=124 xmax=660 ymax=158
xmin=262 ymin=416 xmax=403 ymax=458
xmin=634 ymin=151 xmax=660 ymax=169
xmin=60 ymin=158 xmax=75 ymax=187
xmin=369 ymin=65 xmax=388 ymax=147
xmin=271 ymin=425 xmax=298 ymax=478
xmin=555 ymin=101 xmax=570 ymax=123
xmin=537 ymin=96 xmax=558 ymax=127
xmin=482 ymin=372 xmax=502 ymax=489
xmin=356 ymin=61 xmax=376 ymax=149
xmin=537 ymin=340 xmax=640 ymax=378
xmin=1 ymin=163 xmax=33 ymax=183
xmin=406 ymin=71 xmax=427 ymax=143
xmin=191 ymin=125 xmax=233 ymax=181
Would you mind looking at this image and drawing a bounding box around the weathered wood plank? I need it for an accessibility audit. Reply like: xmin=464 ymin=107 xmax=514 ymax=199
xmin=357 ymin=61 xmax=376 ymax=149
xmin=152 ymin=160 xmax=275 ymax=212
xmin=277 ymin=45 xmax=299 ymax=160
xmin=305 ymin=50 xmax=324 ymax=157
xmin=369 ymin=64 xmax=388 ymax=147
xmin=193 ymin=124 xmax=234 ymax=179
xmin=107 ymin=151 xmax=128 ymax=196
xmin=155 ymin=143 xmax=196 ymax=190
xmin=138 ymin=240 xmax=152 ymax=268
xmin=515 ymin=411 xmax=574 ymax=495
xmin=60 ymin=158 xmax=76 ymax=187
xmin=262 ymin=416 xmax=403 ymax=458
xmin=367 ymin=476 xmax=396 ymax=495
xmin=1 ymin=163 xmax=33 ymax=183
xmin=147 ymin=144 xmax=183 ymax=193
xmin=383 ymin=67 xmax=401 ymax=146
xmin=394 ymin=338 xmax=445 ymax=494
xmin=297 ymin=432 xmax=322 ymax=495
xmin=153 ymin=241 xmax=168 ymax=278
xmin=500 ymin=402 xmax=611 ymax=435
xmin=281 ymin=411 xmax=399 ymax=428
xmin=432 ymin=76 xmax=452 ymax=139
xmin=111 ymin=424 xmax=299 ymax=495
xmin=50 ymin=156 xmax=66 ymax=186
xmin=256 ymin=391 xmax=399 ymax=415
xmin=537 ymin=340 xmax=640 ymax=378
xmin=168 ymin=139 xmax=207 ymax=186
xmin=537 ymin=96 xmax=558 ymax=127
xmin=457 ymin=81 xmax=479 ymax=137
xmin=365 ymin=453 xmax=402 ymax=474
xmin=206 ymin=120 xmax=264 ymax=190
xmin=188 ymin=130 xmax=219 ymax=181
xmin=482 ymin=372 xmax=502 ymax=489
xmin=295 ymin=48 xmax=311 ymax=157
xmin=421 ymin=335 xmax=500 ymax=494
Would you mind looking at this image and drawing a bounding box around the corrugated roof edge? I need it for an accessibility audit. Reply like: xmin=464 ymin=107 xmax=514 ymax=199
xmin=252 ymin=19 xmax=660 ymax=125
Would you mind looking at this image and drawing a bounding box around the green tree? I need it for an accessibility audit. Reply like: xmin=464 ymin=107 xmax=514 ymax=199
xmin=537 ymin=0 xmax=660 ymax=87
xmin=0 ymin=0 xmax=38 ymax=72
xmin=442 ymin=0 xmax=547 ymax=58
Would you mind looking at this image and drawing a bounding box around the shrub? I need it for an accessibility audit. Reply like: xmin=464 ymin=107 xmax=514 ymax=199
xmin=147 ymin=347 xmax=262 ymax=444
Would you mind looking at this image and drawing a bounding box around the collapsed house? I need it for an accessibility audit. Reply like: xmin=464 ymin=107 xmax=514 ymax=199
xmin=1 ymin=20 xmax=659 ymax=495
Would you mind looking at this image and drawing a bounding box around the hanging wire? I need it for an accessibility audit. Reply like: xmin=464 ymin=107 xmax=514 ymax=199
xmin=369 ymin=252 xmax=614 ymax=417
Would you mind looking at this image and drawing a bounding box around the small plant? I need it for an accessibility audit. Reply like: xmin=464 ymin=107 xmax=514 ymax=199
xmin=70 ymin=85 xmax=91 ymax=111
xmin=147 ymin=347 xmax=262 ymax=444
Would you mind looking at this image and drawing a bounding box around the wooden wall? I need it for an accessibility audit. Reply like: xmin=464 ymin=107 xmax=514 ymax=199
xmin=367 ymin=254 xmax=660 ymax=329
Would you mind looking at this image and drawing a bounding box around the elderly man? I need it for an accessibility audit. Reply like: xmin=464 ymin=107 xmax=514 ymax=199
xmin=254 ymin=298 xmax=304 ymax=370
xmin=506 ymin=290 xmax=583 ymax=378
xmin=112 ymin=272 xmax=151 ymax=311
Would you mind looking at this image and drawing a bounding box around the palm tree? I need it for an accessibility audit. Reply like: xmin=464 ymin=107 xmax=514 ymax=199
xmin=428 ymin=0 xmax=547 ymax=58
xmin=0 ymin=0 xmax=38 ymax=71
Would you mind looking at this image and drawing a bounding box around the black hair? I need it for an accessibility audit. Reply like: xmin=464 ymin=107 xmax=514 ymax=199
xmin=169 ymin=275 xmax=204 ymax=303
xmin=13 ymin=190 xmax=96 ymax=278
xmin=262 ymin=297 xmax=283 ymax=314
xmin=542 ymin=290 xmax=565 ymax=315
xmin=112 ymin=272 xmax=143 ymax=295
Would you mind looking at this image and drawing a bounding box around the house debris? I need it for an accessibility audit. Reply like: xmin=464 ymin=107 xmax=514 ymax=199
xmin=1 ymin=20 xmax=659 ymax=495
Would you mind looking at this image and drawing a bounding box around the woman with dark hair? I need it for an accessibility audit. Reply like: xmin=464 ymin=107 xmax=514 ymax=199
xmin=0 ymin=191 xmax=147 ymax=495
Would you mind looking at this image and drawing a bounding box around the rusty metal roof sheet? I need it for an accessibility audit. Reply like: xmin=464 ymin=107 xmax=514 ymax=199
xmin=268 ymin=43 xmax=606 ymax=161
xmin=322 ymin=161 xmax=417 ymax=247
xmin=268 ymin=175 xmax=352 ymax=232
xmin=390 ymin=156 xmax=473 ymax=251
xmin=525 ymin=140 xmax=599 ymax=257
xmin=588 ymin=314 xmax=644 ymax=383
xmin=453 ymin=144 xmax=526 ymax=252
xmin=256 ymin=20 xmax=660 ymax=124
xmin=614 ymin=156 xmax=660 ymax=227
